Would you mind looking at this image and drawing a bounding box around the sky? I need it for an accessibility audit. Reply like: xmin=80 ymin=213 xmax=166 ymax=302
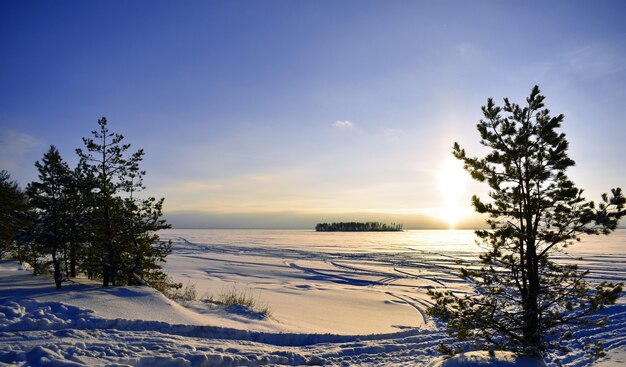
xmin=1 ymin=1 xmax=625 ymax=229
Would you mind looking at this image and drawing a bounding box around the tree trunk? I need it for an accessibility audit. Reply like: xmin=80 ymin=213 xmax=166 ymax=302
xmin=523 ymin=238 xmax=541 ymax=355
xmin=16 ymin=239 xmax=23 ymax=263
xmin=109 ymin=243 xmax=116 ymax=286
xmin=63 ymin=244 xmax=69 ymax=277
xmin=103 ymin=264 xmax=110 ymax=287
xmin=53 ymin=252 xmax=62 ymax=289
xmin=69 ymin=241 xmax=76 ymax=278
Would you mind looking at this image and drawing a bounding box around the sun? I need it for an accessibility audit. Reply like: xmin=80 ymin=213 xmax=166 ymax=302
xmin=436 ymin=157 xmax=469 ymax=228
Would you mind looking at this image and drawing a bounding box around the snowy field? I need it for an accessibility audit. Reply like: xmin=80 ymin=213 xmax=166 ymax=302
xmin=1 ymin=229 xmax=625 ymax=366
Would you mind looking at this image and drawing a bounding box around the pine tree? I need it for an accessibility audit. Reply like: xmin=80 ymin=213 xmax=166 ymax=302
xmin=76 ymin=117 xmax=169 ymax=287
xmin=0 ymin=170 xmax=30 ymax=260
xmin=27 ymin=146 xmax=72 ymax=288
xmin=76 ymin=117 xmax=144 ymax=286
xmin=427 ymin=86 xmax=625 ymax=357
xmin=61 ymin=164 xmax=88 ymax=278
xmin=118 ymin=164 xmax=171 ymax=286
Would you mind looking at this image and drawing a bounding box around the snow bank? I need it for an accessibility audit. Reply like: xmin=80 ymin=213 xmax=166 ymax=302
xmin=0 ymin=297 xmax=426 ymax=347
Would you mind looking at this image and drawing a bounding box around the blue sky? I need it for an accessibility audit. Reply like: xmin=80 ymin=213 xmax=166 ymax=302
xmin=1 ymin=1 xmax=625 ymax=228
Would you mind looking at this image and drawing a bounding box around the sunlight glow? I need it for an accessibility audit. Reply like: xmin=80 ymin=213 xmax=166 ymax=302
xmin=436 ymin=157 xmax=469 ymax=228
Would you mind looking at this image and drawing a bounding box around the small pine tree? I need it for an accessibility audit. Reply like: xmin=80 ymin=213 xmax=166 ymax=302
xmin=119 ymin=166 xmax=171 ymax=286
xmin=427 ymin=86 xmax=625 ymax=357
xmin=27 ymin=146 xmax=72 ymax=288
xmin=120 ymin=196 xmax=171 ymax=286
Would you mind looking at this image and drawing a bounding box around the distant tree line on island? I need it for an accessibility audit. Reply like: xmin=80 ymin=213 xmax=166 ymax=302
xmin=0 ymin=117 xmax=171 ymax=290
xmin=315 ymin=222 xmax=403 ymax=232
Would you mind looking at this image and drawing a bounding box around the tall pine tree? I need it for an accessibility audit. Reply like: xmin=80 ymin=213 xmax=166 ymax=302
xmin=76 ymin=117 xmax=169 ymax=287
xmin=428 ymin=86 xmax=625 ymax=357
xmin=76 ymin=117 xmax=143 ymax=286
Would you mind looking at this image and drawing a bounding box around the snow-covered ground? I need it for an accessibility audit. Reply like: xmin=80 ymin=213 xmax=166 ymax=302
xmin=1 ymin=229 xmax=625 ymax=366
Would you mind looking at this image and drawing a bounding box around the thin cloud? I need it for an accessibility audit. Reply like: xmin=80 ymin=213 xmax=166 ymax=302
xmin=332 ymin=120 xmax=355 ymax=129
xmin=532 ymin=43 xmax=625 ymax=79
xmin=564 ymin=44 xmax=624 ymax=76
xmin=456 ymin=42 xmax=483 ymax=60
xmin=385 ymin=128 xmax=407 ymax=140
xmin=0 ymin=130 xmax=43 ymax=171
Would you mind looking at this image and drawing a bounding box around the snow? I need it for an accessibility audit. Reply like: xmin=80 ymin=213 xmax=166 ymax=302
xmin=1 ymin=229 xmax=625 ymax=366
xmin=432 ymin=351 xmax=546 ymax=367
xmin=160 ymin=230 xmax=475 ymax=335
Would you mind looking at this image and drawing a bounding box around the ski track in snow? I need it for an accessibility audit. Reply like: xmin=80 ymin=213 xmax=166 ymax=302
xmin=1 ymin=230 xmax=626 ymax=366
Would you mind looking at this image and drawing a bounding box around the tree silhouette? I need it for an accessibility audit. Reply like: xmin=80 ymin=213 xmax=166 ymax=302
xmin=118 ymin=160 xmax=171 ymax=286
xmin=0 ymin=170 xmax=30 ymax=260
xmin=60 ymin=163 xmax=89 ymax=278
xmin=427 ymin=86 xmax=625 ymax=358
xmin=76 ymin=117 xmax=169 ymax=287
xmin=27 ymin=146 xmax=72 ymax=288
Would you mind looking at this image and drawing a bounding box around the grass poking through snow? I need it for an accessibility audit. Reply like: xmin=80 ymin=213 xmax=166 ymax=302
xmin=159 ymin=278 xmax=272 ymax=318
xmin=164 ymin=282 xmax=197 ymax=307
xmin=204 ymin=286 xmax=272 ymax=318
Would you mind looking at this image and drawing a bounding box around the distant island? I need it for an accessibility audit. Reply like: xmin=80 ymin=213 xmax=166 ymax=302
xmin=315 ymin=222 xmax=404 ymax=232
